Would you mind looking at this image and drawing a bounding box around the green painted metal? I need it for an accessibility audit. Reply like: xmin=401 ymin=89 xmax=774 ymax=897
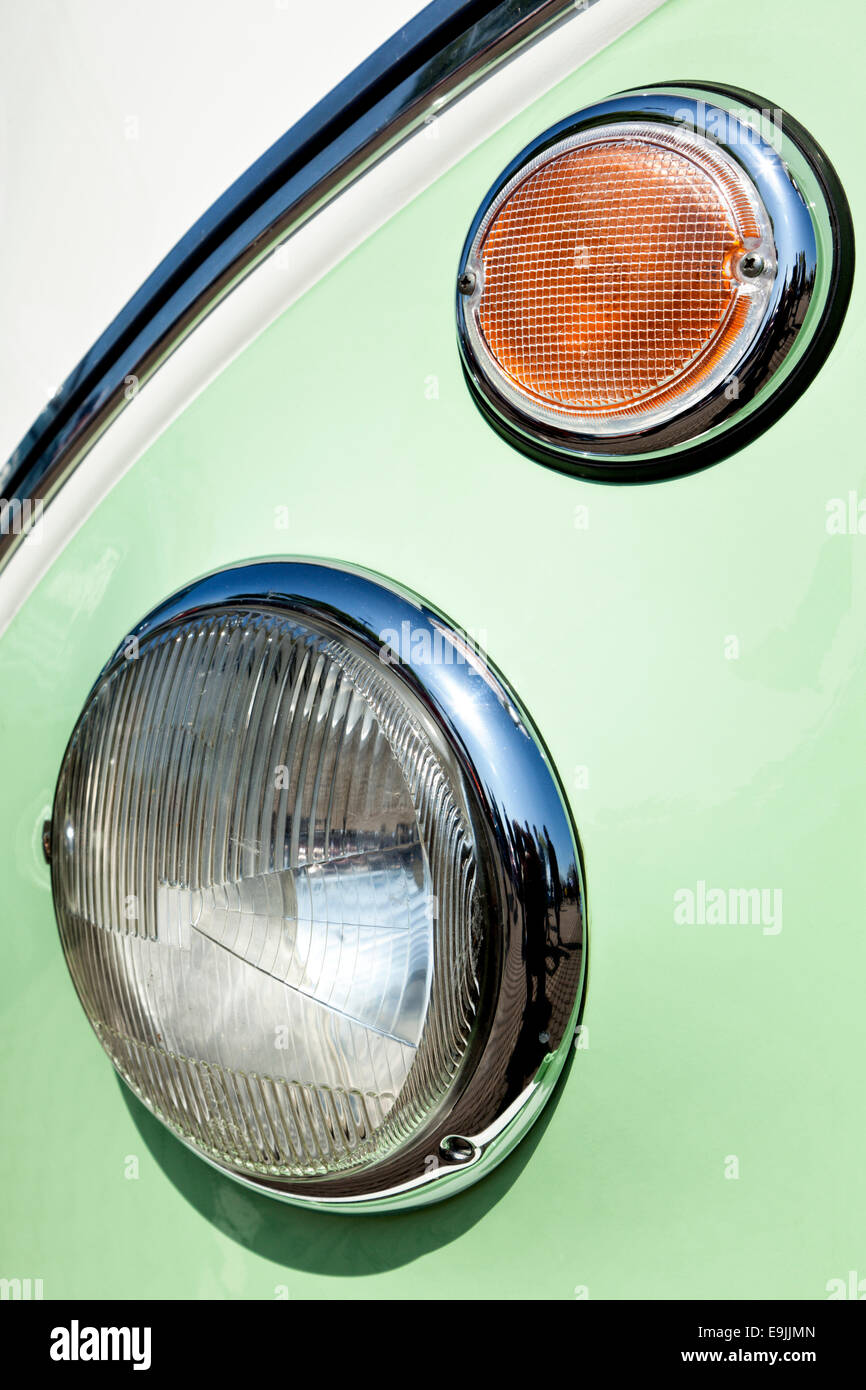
xmin=1 ymin=0 xmax=863 ymax=1298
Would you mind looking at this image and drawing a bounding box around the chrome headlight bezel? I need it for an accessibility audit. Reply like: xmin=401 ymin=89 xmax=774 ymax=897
xmin=50 ymin=560 xmax=587 ymax=1213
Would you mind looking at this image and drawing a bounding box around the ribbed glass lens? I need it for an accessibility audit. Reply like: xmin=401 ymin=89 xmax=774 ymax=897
xmin=463 ymin=122 xmax=775 ymax=435
xmin=52 ymin=609 xmax=482 ymax=1179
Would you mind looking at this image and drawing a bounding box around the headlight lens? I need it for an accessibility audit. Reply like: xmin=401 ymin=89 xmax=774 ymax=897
xmin=50 ymin=562 xmax=585 ymax=1210
xmin=54 ymin=608 xmax=480 ymax=1179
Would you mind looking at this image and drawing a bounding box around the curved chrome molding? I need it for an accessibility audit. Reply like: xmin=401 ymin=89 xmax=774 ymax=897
xmin=51 ymin=559 xmax=587 ymax=1212
xmin=456 ymin=83 xmax=855 ymax=481
xmin=0 ymin=0 xmax=602 ymax=572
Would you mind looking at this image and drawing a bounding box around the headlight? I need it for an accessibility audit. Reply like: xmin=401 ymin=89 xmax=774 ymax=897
xmin=456 ymin=83 xmax=853 ymax=481
xmin=49 ymin=561 xmax=585 ymax=1211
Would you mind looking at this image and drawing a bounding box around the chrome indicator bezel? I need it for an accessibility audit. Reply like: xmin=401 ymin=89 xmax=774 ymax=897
xmin=456 ymin=83 xmax=854 ymax=482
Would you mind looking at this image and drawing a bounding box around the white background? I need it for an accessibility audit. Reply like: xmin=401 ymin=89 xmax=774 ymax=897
xmin=0 ymin=0 xmax=420 ymax=463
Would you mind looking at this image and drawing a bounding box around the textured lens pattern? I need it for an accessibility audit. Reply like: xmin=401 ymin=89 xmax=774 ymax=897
xmin=52 ymin=611 xmax=481 ymax=1179
xmin=473 ymin=129 xmax=766 ymax=424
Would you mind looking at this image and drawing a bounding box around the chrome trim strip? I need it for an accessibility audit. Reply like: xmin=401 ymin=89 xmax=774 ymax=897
xmin=456 ymin=84 xmax=854 ymax=481
xmin=0 ymin=0 xmax=601 ymax=571
xmin=52 ymin=558 xmax=587 ymax=1212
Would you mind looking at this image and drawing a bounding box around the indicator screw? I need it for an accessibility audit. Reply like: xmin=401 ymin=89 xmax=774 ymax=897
xmin=739 ymin=252 xmax=765 ymax=279
xmin=457 ymin=270 xmax=477 ymax=295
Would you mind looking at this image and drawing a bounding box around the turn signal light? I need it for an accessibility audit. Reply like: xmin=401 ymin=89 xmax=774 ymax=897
xmin=457 ymin=85 xmax=853 ymax=480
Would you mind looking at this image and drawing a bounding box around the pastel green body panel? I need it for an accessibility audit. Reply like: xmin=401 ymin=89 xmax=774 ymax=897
xmin=1 ymin=0 xmax=863 ymax=1297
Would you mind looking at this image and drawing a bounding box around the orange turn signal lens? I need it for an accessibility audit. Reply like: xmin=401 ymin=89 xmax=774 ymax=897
xmin=462 ymin=123 xmax=775 ymax=437
xmin=457 ymin=88 xmax=853 ymax=482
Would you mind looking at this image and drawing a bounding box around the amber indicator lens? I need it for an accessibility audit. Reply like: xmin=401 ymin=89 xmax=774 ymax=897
xmin=463 ymin=123 xmax=776 ymax=435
